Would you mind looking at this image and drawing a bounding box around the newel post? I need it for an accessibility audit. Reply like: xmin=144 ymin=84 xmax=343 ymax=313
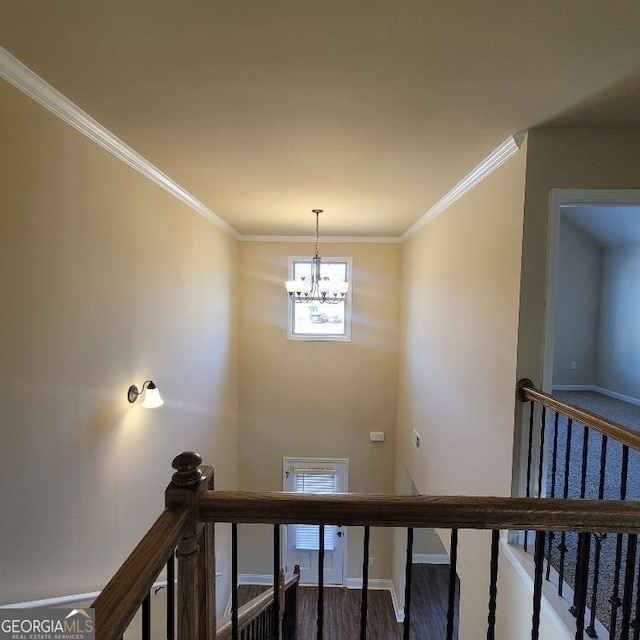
xmin=166 ymin=452 xmax=216 ymax=640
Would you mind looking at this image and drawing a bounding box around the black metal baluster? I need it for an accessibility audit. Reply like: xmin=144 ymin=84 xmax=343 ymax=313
xmin=167 ymin=550 xmax=175 ymax=640
xmin=142 ymin=590 xmax=151 ymax=640
xmin=570 ymin=426 xmax=591 ymax=617
xmin=546 ymin=412 xmax=560 ymax=582
xmin=360 ymin=526 xmax=370 ymax=640
xmin=403 ymin=528 xmax=414 ymax=640
xmin=610 ymin=445 xmax=630 ymax=636
xmin=574 ymin=533 xmax=592 ymax=639
xmin=232 ymin=522 xmax=239 ymax=640
xmin=558 ymin=418 xmax=574 ymax=598
xmin=536 ymin=406 xmax=547 ymax=498
xmin=586 ymin=434 xmax=608 ymax=638
xmin=621 ymin=534 xmax=638 ymax=640
xmin=631 ymin=549 xmax=640 ymax=640
xmin=317 ymin=524 xmax=324 ymax=640
xmin=274 ymin=524 xmax=280 ymax=640
xmin=532 ymin=531 xmax=545 ymax=640
xmin=487 ymin=530 xmax=500 ymax=640
xmin=447 ymin=529 xmax=459 ymax=640
xmin=524 ymin=399 xmax=535 ymax=552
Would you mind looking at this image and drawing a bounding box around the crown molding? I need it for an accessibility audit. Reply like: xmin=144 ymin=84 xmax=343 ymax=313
xmin=1 ymin=46 xmax=525 ymax=244
xmin=0 ymin=46 xmax=241 ymax=240
xmin=401 ymin=132 xmax=526 ymax=241
xmin=240 ymin=234 xmax=402 ymax=243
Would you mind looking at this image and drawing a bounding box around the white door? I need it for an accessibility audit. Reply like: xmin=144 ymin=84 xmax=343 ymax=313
xmin=283 ymin=458 xmax=348 ymax=585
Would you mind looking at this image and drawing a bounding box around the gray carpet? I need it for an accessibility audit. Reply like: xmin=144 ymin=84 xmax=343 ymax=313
xmin=544 ymin=391 xmax=640 ymax=637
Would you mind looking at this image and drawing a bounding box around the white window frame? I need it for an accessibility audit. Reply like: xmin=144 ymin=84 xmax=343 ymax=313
xmin=286 ymin=256 xmax=352 ymax=342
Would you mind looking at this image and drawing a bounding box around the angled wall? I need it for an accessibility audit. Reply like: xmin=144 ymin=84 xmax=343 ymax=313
xmin=0 ymin=78 xmax=239 ymax=610
xmin=394 ymin=143 xmax=527 ymax=636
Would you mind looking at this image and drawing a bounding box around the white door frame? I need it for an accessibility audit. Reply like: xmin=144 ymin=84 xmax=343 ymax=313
xmin=282 ymin=457 xmax=349 ymax=585
xmin=542 ymin=189 xmax=640 ymax=392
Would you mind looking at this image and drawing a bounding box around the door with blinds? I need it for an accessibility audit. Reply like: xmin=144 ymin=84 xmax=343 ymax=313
xmin=283 ymin=457 xmax=348 ymax=585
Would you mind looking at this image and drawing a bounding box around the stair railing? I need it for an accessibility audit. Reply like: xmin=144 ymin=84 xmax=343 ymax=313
xmin=93 ymin=449 xmax=640 ymax=640
xmin=516 ymin=378 xmax=640 ymax=638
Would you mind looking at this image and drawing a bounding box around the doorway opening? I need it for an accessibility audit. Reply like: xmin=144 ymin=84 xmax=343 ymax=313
xmin=282 ymin=457 xmax=348 ymax=585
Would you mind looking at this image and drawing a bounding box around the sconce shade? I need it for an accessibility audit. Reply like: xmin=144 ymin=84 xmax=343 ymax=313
xmin=128 ymin=380 xmax=164 ymax=408
xmin=142 ymin=381 xmax=163 ymax=408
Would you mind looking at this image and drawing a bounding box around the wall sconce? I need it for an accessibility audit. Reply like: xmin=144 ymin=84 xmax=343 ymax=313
xmin=127 ymin=380 xmax=164 ymax=408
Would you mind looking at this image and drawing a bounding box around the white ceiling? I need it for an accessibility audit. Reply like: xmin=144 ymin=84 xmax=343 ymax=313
xmin=2 ymin=1 xmax=640 ymax=237
xmin=563 ymin=205 xmax=640 ymax=249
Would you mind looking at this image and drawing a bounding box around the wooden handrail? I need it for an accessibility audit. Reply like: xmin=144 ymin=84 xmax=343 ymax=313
xmin=216 ymin=573 xmax=300 ymax=640
xmin=92 ymin=506 xmax=190 ymax=640
xmin=516 ymin=378 xmax=640 ymax=452
xmin=198 ymin=491 xmax=640 ymax=533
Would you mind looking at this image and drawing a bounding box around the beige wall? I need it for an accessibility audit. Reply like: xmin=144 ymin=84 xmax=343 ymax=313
xmin=516 ymin=129 xmax=640 ymax=388
xmin=237 ymin=241 xmax=401 ymax=580
xmin=0 ymin=79 xmax=239 ymax=610
xmin=394 ymin=144 xmax=527 ymax=636
xmin=552 ymin=217 xmax=602 ymax=386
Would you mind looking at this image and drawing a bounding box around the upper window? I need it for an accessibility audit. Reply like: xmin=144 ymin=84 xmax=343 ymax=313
xmin=287 ymin=257 xmax=352 ymax=341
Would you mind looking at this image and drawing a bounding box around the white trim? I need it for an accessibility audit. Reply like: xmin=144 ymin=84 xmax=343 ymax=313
xmin=240 ymin=235 xmax=402 ymax=244
xmin=412 ymin=552 xmax=450 ymax=564
xmin=551 ymin=385 xmax=593 ymax=391
xmin=552 ymin=384 xmax=640 ymax=408
xmin=595 ymin=385 xmax=640 ymax=407
xmin=344 ymin=578 xmax=394 ymax=591
xmin=401 ymin=132 xmax=526 ymax=241
xmin=390 ymin=581 xmax=404 ymax=623
xmin=238 ymin=574 xmax=275 ymax=586
xmin=0 ymin=46 xmax=527 ymax=243
xmin=1 ymin=580 xmax=168 ymax=609
xmin=0 ymin=46 xmax=241 ymax=240
xmin=543 ymin=189 xmax=640 ymax=393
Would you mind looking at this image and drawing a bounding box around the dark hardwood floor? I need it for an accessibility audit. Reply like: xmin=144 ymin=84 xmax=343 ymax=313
xmin=236 ymin=563 xmax=457 ymax=639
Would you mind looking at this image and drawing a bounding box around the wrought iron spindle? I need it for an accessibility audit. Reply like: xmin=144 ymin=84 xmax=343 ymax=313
xmin=546 ymin=411 xmax=560 ymax=582
xmin=536 ymin=406 xmax=547 ymax=499
xmin=487 ymin=530 xmax=500 ymax=640
xmin=232 ymin=522 xmax=239 ymax=640
xmin=167 ymin=550 xmax=175 ymax=640
xmin=525 ymin=399 xmax=535 ymax=552
xmin=558 ymin=418 xmax=574 ymax=598
xmin=631 ymin=547 xmax=640 ymax=640
xmin=142 ymin=590 xmax=151 ymax=640
xmin=532 ymin=531 xmax=545 ymax=640
xmin=570 ymin=425 xmax=591 ymax=617
xmin=585 ymin=434 xmax=609 ymax=638
xmin=447 ymin=529 xmax=459 ymax=640
xmin=273 ymin=524 xmax=280 ymax=640
xmin=574 ymin=533 xmax=592 ymax=639
xmin=360 ymin=526 xmax=370 ymax=640
xmin=610 ymin=445 xmax=630 ymax=637
xmin=403 ymin=527 xmax=414 ymax=640
xmin=317 ymin=524 xmax=325 ymax=640
xmin=620 ymin=534 xmax=638 ymax=640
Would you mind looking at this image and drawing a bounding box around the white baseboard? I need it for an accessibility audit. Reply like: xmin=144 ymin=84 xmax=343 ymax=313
xmin=344 ymin=578 xmax=394 ymax=591
xmin=552 ymin=384 xmax=640 ymax=407
xmin=413 ymin=553 xmax=449 ymax=564
xmin=238 ymin=574 xmax=405 ymax=621
xmin=594 ymin=385 xmax=640 ymax=407
xmin=238 ymin=573 xmax=275 ymax=586
xmin=2 ymin=580 xmax=168 ymax=609
xmin=551 ymin=385 xmax=593 ymax=391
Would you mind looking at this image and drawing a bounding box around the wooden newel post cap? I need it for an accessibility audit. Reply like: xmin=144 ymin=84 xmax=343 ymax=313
xmin=171 ymin=451 xmax=203 ymax=487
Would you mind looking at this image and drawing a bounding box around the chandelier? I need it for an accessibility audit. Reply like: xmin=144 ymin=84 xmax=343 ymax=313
xmin=285 ymin=209 xmax=348 ymax=304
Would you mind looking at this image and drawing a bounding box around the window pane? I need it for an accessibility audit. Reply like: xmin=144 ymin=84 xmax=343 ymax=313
xmin=288 ymin=257 xmax=351 ymax=340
